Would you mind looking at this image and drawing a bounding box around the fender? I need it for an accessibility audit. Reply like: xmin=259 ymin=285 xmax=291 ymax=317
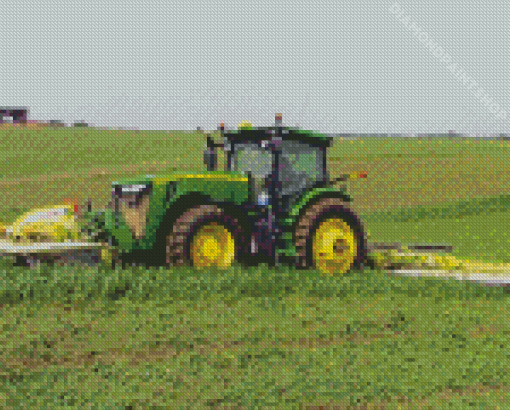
xmin=275 ymin=187 xmax=353 ymax=260
xmin=286 ymin=187 xmax=352 ymax=228
xmin=146 ymin=191 xmax=255 ymax=254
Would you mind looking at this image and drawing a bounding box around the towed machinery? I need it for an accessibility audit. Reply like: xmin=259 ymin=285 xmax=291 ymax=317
xmin=0 ymin=114 xmax=369 ymax=275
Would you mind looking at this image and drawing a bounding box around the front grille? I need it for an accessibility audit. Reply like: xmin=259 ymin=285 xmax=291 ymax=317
xmin=112 ymin=186 xmax=152 ymax=239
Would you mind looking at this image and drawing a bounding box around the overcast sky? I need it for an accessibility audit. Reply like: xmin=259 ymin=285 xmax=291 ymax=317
xmin=0 ymin=1 xmax=507 ymax=133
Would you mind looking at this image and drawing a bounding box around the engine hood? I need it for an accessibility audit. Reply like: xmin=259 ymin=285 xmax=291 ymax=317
xmin=111 ymin=171 xmax=249 ymax=188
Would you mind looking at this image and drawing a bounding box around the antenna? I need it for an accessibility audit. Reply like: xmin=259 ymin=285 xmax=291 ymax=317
xmin=275 ymin=113 xmax=282 ymax=126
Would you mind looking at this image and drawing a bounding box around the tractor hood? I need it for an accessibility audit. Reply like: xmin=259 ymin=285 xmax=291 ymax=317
xmin=105 ymin=171 xmax=252 ymax=252
xmin=111 ymin=171 xmax=250 ymax=210
xmin=111 ymin=171 xmax=249 ymax=188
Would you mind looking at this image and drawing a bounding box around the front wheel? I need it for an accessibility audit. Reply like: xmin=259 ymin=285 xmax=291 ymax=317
xmin=99 ymin=247 xmax=121 ymax=269
xmin=190 ymin=222 xmax=236 ymax=268
xmin=166 ymin=205 xmax=245 ymax=269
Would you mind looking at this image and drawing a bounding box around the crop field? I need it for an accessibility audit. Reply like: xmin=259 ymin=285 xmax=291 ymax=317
xmin=1 ymin=260 xmax=510 ymax=408
xmin=1 ymin=127 xmax=510 ymax=408
xmin=2 ymin=128 xmax=510 ymax=264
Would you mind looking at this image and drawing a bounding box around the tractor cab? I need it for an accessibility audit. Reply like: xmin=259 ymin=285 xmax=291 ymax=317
xmin=201 ymin=114 xmax=342 ymax=265
xmin=204 ymin=114 xmax=331 ymax=212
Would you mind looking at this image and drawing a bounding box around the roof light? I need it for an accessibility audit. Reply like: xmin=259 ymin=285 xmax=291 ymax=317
xmin=238 ymin=120 xmax=252 ymax=130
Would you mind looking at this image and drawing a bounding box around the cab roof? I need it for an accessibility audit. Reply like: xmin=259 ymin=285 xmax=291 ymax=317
xmin=222 ymin=126 xmax=333 ymax=147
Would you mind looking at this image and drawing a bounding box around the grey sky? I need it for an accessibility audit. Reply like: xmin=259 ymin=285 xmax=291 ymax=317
xmin=0 ymin=1 xmax=508 ymax=133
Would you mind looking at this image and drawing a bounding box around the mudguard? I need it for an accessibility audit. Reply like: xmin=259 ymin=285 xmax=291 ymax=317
xmin=286 ymin=187 xmax=352 ymax=227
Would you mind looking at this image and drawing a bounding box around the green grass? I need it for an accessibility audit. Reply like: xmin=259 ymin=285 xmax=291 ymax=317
xmin=364 ymin=194 xmax=510 ymax=264
xmin=2 ymin=131 xmax=510 ymax=265
xmin=0 ymin=259 xmax=509 ymax=408
xmin=0 ymin=128 xmax=207 ymax=225
xmin=0 ymin=128 xmax=204 ymax=179
xmin=329 ymin=137 xmax=510 ymax=265
xmin=2 ymin=129 xmax=509 ymax=263
xmin=2 ymin=128 xmax=510 ymax=407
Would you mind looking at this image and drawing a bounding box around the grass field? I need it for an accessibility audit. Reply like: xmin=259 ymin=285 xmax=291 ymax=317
xmin=2 ymin=128 xmax=510 ymax=263
xmin=333 ymin=137 xmax=510 ymax=265
xmin=1 ymin=127 xmax=510 ymax=408
xmin=0 ymin=259 xmax=509 ymax=408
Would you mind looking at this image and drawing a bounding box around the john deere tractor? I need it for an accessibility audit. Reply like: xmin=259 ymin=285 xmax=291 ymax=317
xmin=79 ymin=114 xmax=368 ymax=274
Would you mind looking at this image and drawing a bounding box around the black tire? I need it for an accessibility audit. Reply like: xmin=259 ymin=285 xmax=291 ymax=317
xmin=293 ymin=197 xmax=367 ymax=273
xmin=166 ymin=204 xmax=246 ymax=267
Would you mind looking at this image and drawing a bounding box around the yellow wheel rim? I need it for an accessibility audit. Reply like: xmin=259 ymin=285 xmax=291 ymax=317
xmin=313 ymin=218 xmax=357 ymax=275
xmin=191 ymin=222 xmax=235 ymax=268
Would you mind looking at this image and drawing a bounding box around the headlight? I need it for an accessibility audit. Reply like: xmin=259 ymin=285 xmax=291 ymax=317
xmin=121 ymin=184 xmax=149 ymax=194
xmin=113 ymin=184 xmax=150 ymax=195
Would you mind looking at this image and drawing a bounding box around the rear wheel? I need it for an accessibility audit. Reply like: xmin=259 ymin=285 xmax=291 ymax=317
xmin=166 ymin=205 xmax=244 ymax=269
xmin=294 ymin=198 xmax=366 ymax=275
xmin=312 ymin=217 xmax=357 ymax=274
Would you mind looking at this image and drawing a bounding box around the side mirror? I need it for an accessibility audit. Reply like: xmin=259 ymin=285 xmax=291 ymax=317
xmin=204 ymin=135 xmax=217 ymax=171
xmin=204 ymin=149 xmax=217 ymax=171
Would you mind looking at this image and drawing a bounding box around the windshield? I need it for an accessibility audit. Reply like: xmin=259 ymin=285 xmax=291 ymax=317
xmin=231 ymin=140 xmax=324 ymax=204
xmin=232 ymin=143 xmax=273 ymax=178
xmin=279 ymin=140 xmax=322 ymax=198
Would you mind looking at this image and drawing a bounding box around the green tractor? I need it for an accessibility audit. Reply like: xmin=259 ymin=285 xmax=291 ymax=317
xmin=84 ymin=114 xmax=369 ymax=275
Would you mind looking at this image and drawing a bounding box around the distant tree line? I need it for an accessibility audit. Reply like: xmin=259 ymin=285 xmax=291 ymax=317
xmin=46 ymin=120 xmax=89 ymax=127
